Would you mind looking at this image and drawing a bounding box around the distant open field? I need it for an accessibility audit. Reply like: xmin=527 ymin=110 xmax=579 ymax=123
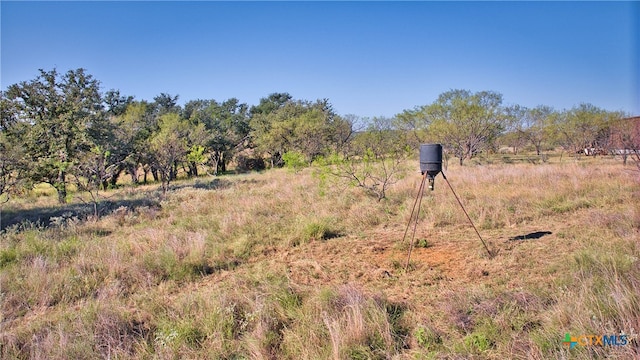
xmin=1 ymin=155 xmax=639 ymax=359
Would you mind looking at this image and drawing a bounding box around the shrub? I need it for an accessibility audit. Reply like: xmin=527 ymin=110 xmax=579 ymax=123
xmin=414 ymin=325 xmax=441 ymax=350
xmin=0 ymin=247 xmax=17 ymax=268
xmin=463 ymin=332 xmax=493 ymax=352
xmin=282 ymin=151 xmax=307 ymax=172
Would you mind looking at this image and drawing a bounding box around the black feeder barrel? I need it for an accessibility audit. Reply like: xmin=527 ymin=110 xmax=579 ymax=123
xmin=420 ymin=144 xmax=442 ymax=178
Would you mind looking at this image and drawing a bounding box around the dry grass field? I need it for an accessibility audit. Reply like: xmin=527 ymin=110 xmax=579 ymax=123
xmin=1 ymin=155 xmax=639 ymax=359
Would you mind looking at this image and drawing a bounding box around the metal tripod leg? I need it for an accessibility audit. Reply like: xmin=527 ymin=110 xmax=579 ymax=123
xmin=441 ymin=171 xmax=493 ymax=258
xmin=403 ymin=172 xmax=428 ymax=271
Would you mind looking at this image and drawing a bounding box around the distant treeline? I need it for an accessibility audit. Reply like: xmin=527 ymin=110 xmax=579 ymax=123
xmin=1 ymin=68 xmax=638 ymax=202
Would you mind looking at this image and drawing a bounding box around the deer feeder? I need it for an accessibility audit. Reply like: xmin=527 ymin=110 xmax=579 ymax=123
xmin=420 ymin=144 xmax=442 ymax=190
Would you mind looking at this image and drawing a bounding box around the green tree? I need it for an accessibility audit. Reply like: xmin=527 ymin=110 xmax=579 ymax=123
xmin=153 ymin=93 xmax=180 ymax=115
xmin=150 ymin=113 xmax=188 ymax=193
xmin=84 ymin=91 xmax=137 ymax=189
xmin=110 ymin=101 xmax=158 ymax=184
xmin=0 ymin=132 xmax=27 ymax=200
xmin=249 ymin=92 xmax=292 ymax=117
xmin=0 ymin=92 xmax=28 ymax=199
xmin=206 ymin=98 xmax=250 ymax=174
xmin=551 ymin=103 xmax=612 ymax=155
xmin=249 ymin=93 xmax=294 ymax=167
xmin=182 ymin=99 xmax=214 ymax=175
xmin=516 ymin=105 xmax=557 ymax=156
xmin=72 ymin=145 xmax=115 ymax=218
xmin=332 ymin=113 xmax=359 ymax=155
xmin=299 ymin=99 xmax=353 ymax=159
xmin=5 ymin=68 xmax=103 ymax=203
xmin=104 ymin=89 xmax=134 ymax=116
xmin=250 ymin=97 xmax=350 ymax=167
xmin=394 ymin=106 xmax=434 ymax=147
xmin=499 ymin=105 xmax=527 ymax=155
xmin=608 ymin=116 xmax=639 ymax=166
xmin=425 ymin=90 xmax=509 ymax=165
xmin=184 ymin=98 xmax=250 ymax=175
xmin=186 ymin=144 xmax=207 ymax=175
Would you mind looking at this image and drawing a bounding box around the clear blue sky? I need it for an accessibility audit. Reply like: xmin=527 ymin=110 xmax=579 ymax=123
xmin=2 ymin=1 xmax=638 ymax=118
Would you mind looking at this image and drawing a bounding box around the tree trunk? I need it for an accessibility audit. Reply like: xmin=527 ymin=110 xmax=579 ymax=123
xmin=128 ymin=164 xmax=139 ymax=184
xmin=189 ymin=162 xmax=198 ymax=177
xmin=220 ymin=155 xmax=226 ymax=173
xmin=55 ymin=170 xmax=67 ymax=204
xmin=57 ymin=187 xmax=67 ymax=204
xmin=106 ymin=169 xmax=122 ymax=190
xmin=161 ymin=177 xmax=169 ymax=195
xmin=211 ymin=152 xmax=224 ymax=175
xmin=160 ymin=170 xmax=170 ymax=194
xmin=171 ymin=161 xmax=178 ymax=181
xmin=272 ymin=152 xmax=283 ymax=168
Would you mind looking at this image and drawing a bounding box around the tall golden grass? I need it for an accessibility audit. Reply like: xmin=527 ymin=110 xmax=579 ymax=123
xmin=1 ymin=156 xmax=638 ymax=359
